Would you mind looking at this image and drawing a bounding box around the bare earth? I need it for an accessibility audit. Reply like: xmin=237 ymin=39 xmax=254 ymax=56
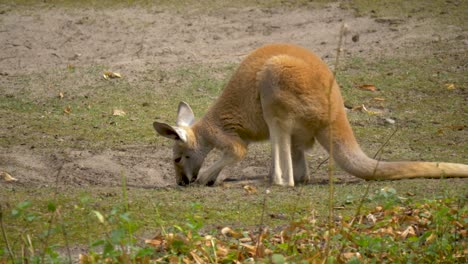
xmin=0 ymin=3 xmax=465 ymax=187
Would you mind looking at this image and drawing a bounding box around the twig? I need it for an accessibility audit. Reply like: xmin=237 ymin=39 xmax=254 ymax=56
xmin=57 ymin=209 xmax=72 ymax=264
xmin=0 ymin=204 xmax=16 ymax=264
xmin=255 ymin=188 xmax=269 ymax=258
xmin=121 ymin=170 xmax=135 ymax=256
xmin=352 ymin=126 xmax=399 ymax=225
xmin=40 ymin=164 xmax=63 ymax=264
xmin=324 ymin=23 xmax=347 ymax=261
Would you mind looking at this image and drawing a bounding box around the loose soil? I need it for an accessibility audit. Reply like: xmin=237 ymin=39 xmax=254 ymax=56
xmin=0 ymin=3 xmax=466 ymax=188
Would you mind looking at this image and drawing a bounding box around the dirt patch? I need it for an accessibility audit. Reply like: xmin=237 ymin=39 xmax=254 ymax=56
xmin=0 ymin=3 xmax=465 ymax=188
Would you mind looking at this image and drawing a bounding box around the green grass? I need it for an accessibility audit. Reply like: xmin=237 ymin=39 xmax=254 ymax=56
xmin=0 ymin=62 xmax=236 ymax=149
xmin=336 ymin=42 xmax=467 ymax=163
xmin=1 ymin=0 xmax=467 ymax=262
xmin=2 ymin=179 xmax=467 ymax=263
xmin=342 ymin=0 xmax=468 ymax=28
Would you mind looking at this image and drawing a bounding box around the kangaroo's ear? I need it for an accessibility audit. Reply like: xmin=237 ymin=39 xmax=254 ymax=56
xmin=176 ymin=101 xmax=195 ymax=127
xmin=153 ymin=121 xmax=188 ymax=143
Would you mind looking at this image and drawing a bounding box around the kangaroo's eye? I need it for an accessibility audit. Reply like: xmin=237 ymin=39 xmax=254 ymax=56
xmin=185 ymin=156 xmax=190 ymax=159
xmin=174 ymin=157 xmax=182 ymax=163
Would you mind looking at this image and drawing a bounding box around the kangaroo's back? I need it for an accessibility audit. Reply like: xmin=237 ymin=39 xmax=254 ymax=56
xmin=203 ymin=44 xmax=331 ymax=142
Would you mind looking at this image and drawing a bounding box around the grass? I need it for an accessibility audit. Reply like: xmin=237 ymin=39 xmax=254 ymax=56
xmin=0 ymin=62 xmax=236 ymax=149
xmin=2 ymin=179 xmax=467 ymax=263
xmin=342 ymin=0 xmax=468 ymax=27
xmin=1 ymin=0 xmax=330 ymax=11
xmin=1 ymin=0 xmax=467 ymax=263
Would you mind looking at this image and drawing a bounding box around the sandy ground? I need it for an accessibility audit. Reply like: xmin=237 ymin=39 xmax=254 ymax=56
xmin=0 ymin=3 xmax=466 ymax=187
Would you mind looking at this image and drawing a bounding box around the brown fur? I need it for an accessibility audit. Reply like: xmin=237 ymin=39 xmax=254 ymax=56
xmin=154 ymin=43 xmax=468 ymax=186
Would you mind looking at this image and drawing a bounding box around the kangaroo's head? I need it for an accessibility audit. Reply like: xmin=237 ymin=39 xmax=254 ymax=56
xmin=153 ymin=102 xmax=207 ymax=186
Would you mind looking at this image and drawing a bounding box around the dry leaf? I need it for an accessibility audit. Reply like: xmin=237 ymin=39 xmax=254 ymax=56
xmin=112 ymin=109 xmax=126 ymax=116
xmin=168 ymin=256 xmax=179 ymax=264
xmin=190 ymin=251 xmax=205 ymax=264
xmin=341 ymin=252 xmax=362 ymax=261
xmin=79 ymin=254 xmax=94 ymax=264
xmin=58 ymin=92 xmax=64 ymax=99
xmin=64 ymin=106 xmax=72 ymax=114
xmin=239 ymin=237 xmax=252 ymax=243
xmin=400 ymin=226 xmax=416 ymax=239
xmin=366 ymin=213 xmax=377 ymax=225
xmin=145 ymin=235 xmax=165 ymax=247
xmin=103 ymin=71 xmax=122 ymax=80
xmin=425 ymin=233 xmax=437 ymax=244
xmin=445 ymin=125 xmax=464 ymax=131
xmin=243 ymin=185 xmax=257 ymax=194
xmin=240 ymin=243 xmax=256 ymax=254
xmin=93 ymin=211 xmax=105 ymax=224
xmin=352 ymin=105 xmax=365 ymax=111
xmin=445 ymin=83 xmax=456 ymax=90
xmin=351 ymin=104 xmax=381 ymax=115
xmin=358 ymin=84 xmax=377 ymax=92
xmin=373 ymin=97 xmax=385 ymax=101
xmin=221 ymin=227 xmax=242 ymax=238
xmin=269 ymin=213 xmax=287 ymax=220
xmin=215 ymin=244 xmax=229 ymax=258
xmin=1 ymin=171 xmax=18 ymax=182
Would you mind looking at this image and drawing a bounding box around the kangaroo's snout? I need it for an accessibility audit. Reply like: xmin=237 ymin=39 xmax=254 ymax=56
xmin=177 ymin=172 xmax=198 ymax=186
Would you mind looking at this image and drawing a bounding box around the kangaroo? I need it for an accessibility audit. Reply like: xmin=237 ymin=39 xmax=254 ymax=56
xmin=153 ymin=43 xmax=468 ymax=186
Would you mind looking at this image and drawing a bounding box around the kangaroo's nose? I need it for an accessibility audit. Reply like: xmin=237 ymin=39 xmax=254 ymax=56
xmin=179 ymin=174 xmax=190 ymax=186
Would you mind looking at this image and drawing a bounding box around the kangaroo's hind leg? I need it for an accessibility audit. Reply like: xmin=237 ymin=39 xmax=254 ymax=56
xmin=267 ymin=119 xmax=294 ymax=186
xmin=291 ymin=137 xmax=314 ymax=184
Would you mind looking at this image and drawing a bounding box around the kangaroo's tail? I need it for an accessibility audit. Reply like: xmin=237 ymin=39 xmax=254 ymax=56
xmin=316 ymin=109 xmax=468 ymax=180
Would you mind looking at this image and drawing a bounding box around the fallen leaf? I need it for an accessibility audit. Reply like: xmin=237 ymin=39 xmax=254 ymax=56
xmin=373 ymin=97 xmax=385 ymax=101
xmin=93 ymin=210 xmax=105 ymax=224
xmin=243 ymin=185 xmax=257 ymax=194
xmin=221 ymin=227 xmax=243 ymax=238
xmin=454 ymin=221 xmax=463 ymax=229
xmin=145 ymin=235 xmax=165 ymax=247
xmin=190 ymin=251 xmax=205 ymax=264
xmin=240 ymin=243 xmax=257 ymax=256
xmin=79 ymin=254 xmax=95 ymax=264
xmin=341 ymin=252 xmax=362 ymax=261
xmin=460 ymin=229 xmax=467 ymax=238
xmin=352 ymin=105 xmax=364 ymax=111
xmin=445 ymin=125 xmax=464 ymax=131
xmin=112 ymin=109 xmax=126 ymax=116
xmin=239 ymin=237 xmax=252 ymax=243
xmin=269 ymin=213 xmax=287 ymax=220
xmin=425 ymin=233 xmax=437 ymax=244
xmin=103 ymin=71 xmax=122 ymax=80
xmin=64 ymin=106 xmax=72 ymax=114
xmin=366 ymin=213 xmax=377 ymax=225
xmin=400 ymin=226 xmax=416 ymax=239
xmin=445 ymin=83 xmax=456 ymax=90
xmin=58 ymin=92 xmax=64 ymax=99
xmin=384 ymin=118 xmax=396 ymax=125
xmin=351 ymin=104 xmax=381 ymax=115
xmin=168 ymin=256 xmax=179 ymax=264
xmin=358 ymin=84 xmax=377 ymax=92
xmin=215 ymin=244 xmax=229 ymax=258
xmin=1 ymin=171 xmax=18 ymax=182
